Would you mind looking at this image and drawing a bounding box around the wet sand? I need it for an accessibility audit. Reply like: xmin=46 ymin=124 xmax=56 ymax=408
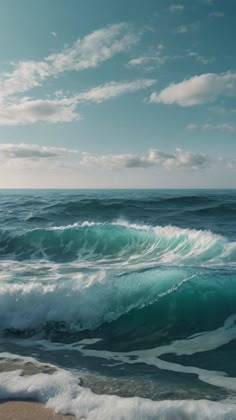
xmin=0 ymin=401 xmax=75 ymax=420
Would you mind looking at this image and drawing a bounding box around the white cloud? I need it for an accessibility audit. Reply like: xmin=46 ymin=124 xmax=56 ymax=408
xmin=2 ymin=144 xmax=236 ymax=173
xmin=46 ymin=23 xmax=138 ymax=74
xmin=187 ymin=123 xmax=236 ymax=133
xmin=0 ymin=23 xmax=152 ymax=126
xmin=0 ymin=79 xmax=156 ymax=125
xmin=147 ymin=148 xmax=210 ymax=170
xmin=150 ymin=72 xmax=236 ymax=106
xmin=0 ymin=61 xmax=50 ymax=103
xmin=0 ymin=97 xmax=79 ymax=125
xmin=75 ymin=79 xmax=156 ymax=103
xmin=128 ymin=47 xmax=214 ymax=71
xmin=80 ymin=152 xmax=151 ymax=169
xmin=0 ymin=23 xmax=139 ymax=102
xmin=127 ymin=46 xmax=168 ymax=70
xmin=80 ymin=148 xmax=211 ymax=171
xmin=128 ymin=55 xmax=166 ymax=67
xmin=169 ymin=4 xmax=184 ymax=13
xmin=0 ymin=143 xmax=78 ymax=168
xmin=0 ymin=144 xmax=211 ymax=171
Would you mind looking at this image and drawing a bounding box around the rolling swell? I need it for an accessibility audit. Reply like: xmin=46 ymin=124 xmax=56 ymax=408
xmin=1 ymin=216 xmax=236 ymax=339
xmin=0 ymin=221 xmax=235 ymax=265
xmin=1 ymin=265 xmax=236 ymax=347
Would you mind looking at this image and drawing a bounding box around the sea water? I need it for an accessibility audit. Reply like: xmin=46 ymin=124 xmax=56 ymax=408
xmin=1 ymin=189 xmax=236 ymax=419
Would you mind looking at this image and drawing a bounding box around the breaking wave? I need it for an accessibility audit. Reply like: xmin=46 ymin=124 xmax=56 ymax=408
xmin=0 ymin=221 xmax=235 ymax=266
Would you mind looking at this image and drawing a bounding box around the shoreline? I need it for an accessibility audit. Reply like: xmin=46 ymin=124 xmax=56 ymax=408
xmin=0 ymin=400 xmax=75 ymax=419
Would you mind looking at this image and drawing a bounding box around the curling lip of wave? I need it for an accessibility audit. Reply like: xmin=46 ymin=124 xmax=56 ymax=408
xmin=0 ymin=220 xmax=235 ymax=266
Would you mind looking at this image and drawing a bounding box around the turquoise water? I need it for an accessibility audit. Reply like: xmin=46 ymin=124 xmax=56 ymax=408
xmin=1 ymin=189 xmax=236 ymax=419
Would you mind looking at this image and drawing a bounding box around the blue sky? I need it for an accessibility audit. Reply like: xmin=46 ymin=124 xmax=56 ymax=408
xmin=0 ymin=0 xmax=235 ymax=188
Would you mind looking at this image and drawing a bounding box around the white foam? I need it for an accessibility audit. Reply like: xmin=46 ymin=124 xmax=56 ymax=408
xmin=47 ymin=221 xmax=100 ymax=231
xmin=3 ymin=313 xmax=236 ymax=398
xmin=0 ymin=263 xmax=191 ymax=331
xmin=0 ymin=355 xmax=236 ymax=419
xmin=73 ymin=313 xmax=236 ymax=394
xmin=13 ymin=220 xmax=236 ymax=267
xmin=17 ymin=313 xmax=236 ymax=395
xmin=115 ymin=220 xmax=231 ymax=265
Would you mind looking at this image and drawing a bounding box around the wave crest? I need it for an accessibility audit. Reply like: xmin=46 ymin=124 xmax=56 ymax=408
xmin=0 ymin=221 xmax=235 ymax=266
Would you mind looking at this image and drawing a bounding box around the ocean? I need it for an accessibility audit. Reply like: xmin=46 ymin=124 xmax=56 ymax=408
xmin=1 ymin=189 xmax=236 ymax=419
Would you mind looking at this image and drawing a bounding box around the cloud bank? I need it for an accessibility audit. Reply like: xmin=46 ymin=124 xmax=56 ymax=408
xmin=80 ymin=148 xmax=210 ymax=170
xmin=0 ymin=145 xmax=211 ymax=171
xmin=1 ymin=144 xmax=236 ymax=172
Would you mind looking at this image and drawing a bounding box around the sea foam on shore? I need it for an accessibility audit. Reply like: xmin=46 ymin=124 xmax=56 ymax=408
xmin=1 ymin=356 xmax=236 ymax=420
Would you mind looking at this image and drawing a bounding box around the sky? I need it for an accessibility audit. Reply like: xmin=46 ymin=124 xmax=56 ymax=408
xmin=0 ymin=0 xmax=235 ymax=188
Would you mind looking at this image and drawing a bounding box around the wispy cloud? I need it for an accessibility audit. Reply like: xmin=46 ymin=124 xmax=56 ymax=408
xmin=187 ymin=123 xmax=236 ymax=133
xmin=46 ymin=23 xmax=139 ymax=74
xmin=75 ymin=79 xmax=156 ymax=103
xmin=128 ymin=47 xmax=215 ymax=71
xmin=0 ymin=23 xmax=139 ymax=102
xmin=0 ymin=61 xmax=50 ymax=103
xmin=149 ymin=72 xmax=236 ymax=106
xmin=0 ymin=79 xmax=156 ymax=125
xmin=127 ymin=45 xmax=168 ymax=70
xmin=0 ymin=23 xmax=150 ymax=126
